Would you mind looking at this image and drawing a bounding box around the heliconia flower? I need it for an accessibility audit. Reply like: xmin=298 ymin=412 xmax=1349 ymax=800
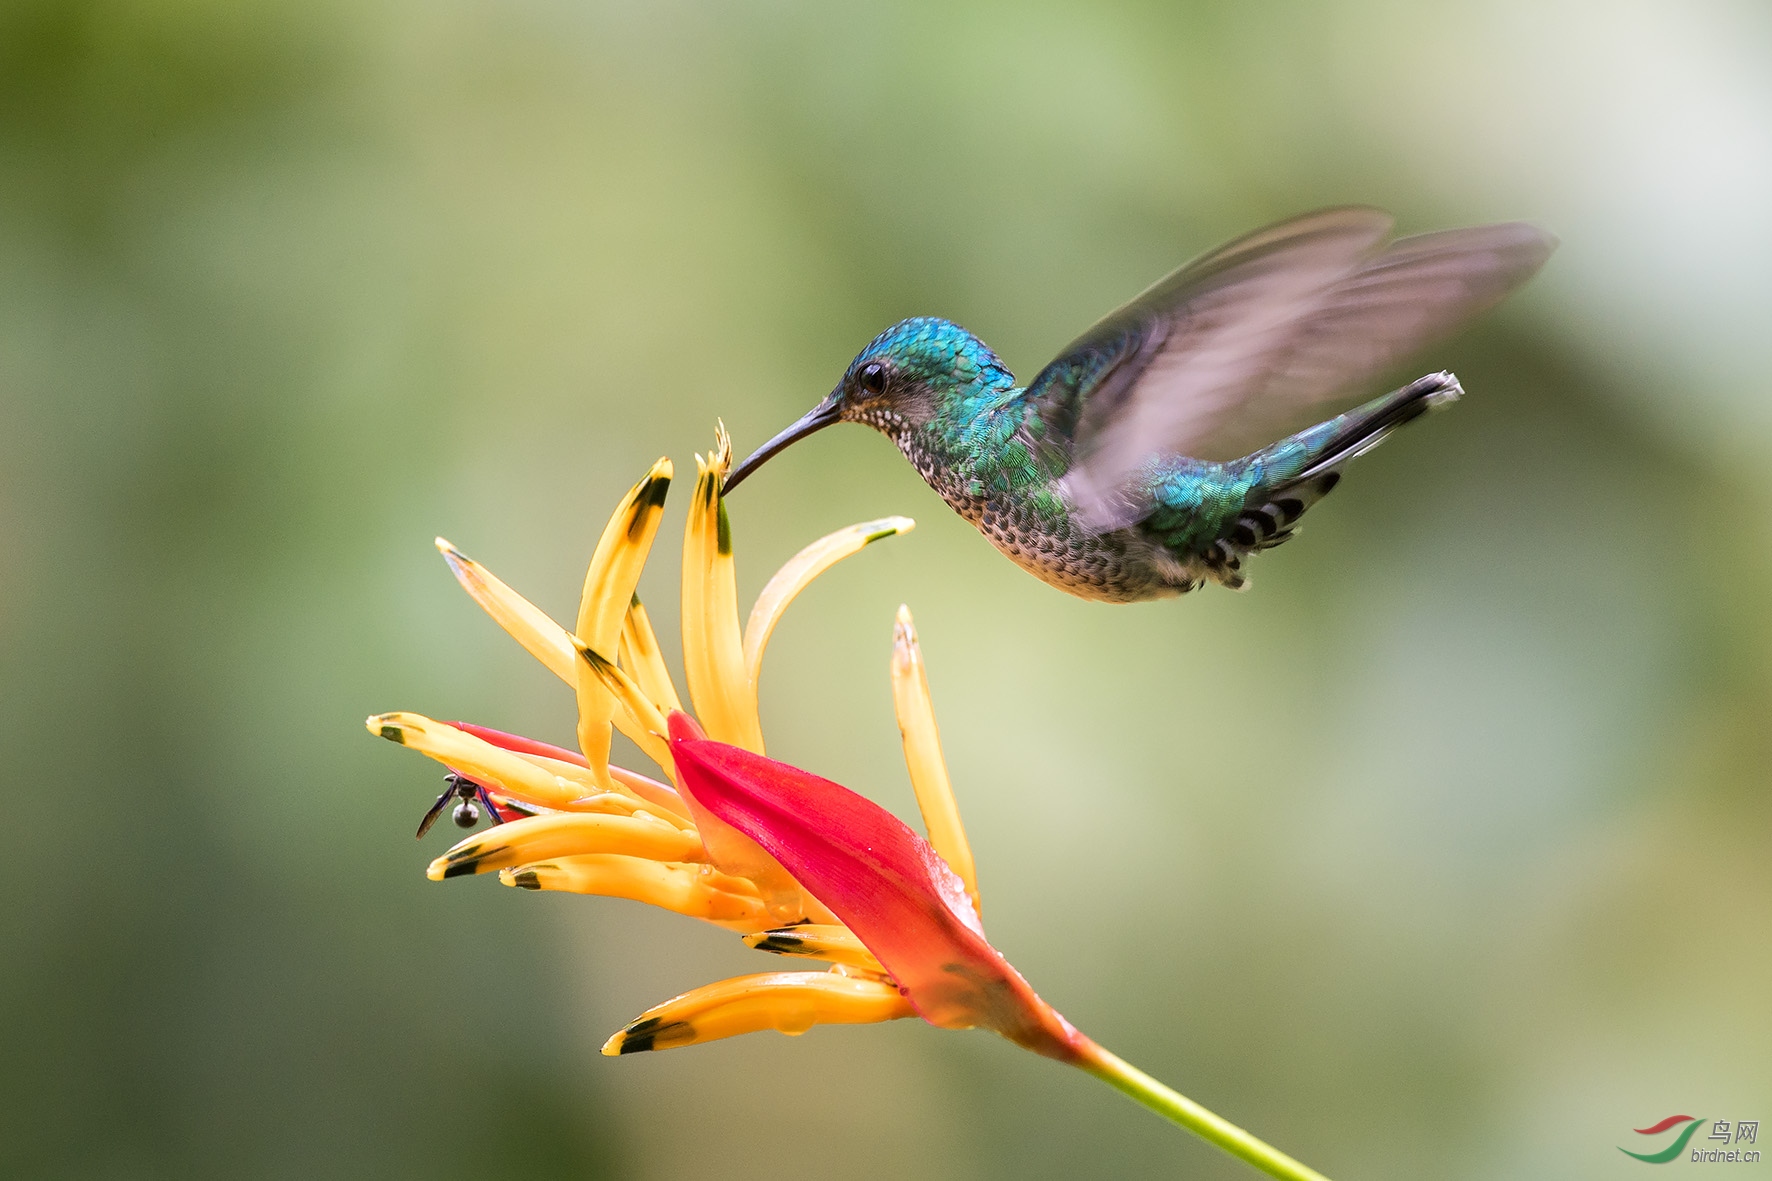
xmin=365 ymin=428 xmax=1333 ymax=1181
xmin=368 ymin=429 xmax=919 ymax=1008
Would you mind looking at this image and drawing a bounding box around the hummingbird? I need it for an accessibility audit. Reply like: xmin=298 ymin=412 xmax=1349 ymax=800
xmin=723 ymin=207 xmax=1555 ymax=602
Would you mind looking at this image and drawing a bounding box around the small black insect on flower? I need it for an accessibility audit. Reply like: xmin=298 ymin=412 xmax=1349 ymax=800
xmin=415 ymin=771 xmax=504 ymax=839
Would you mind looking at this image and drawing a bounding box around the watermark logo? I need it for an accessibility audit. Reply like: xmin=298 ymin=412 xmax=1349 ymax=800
xmin=1621 ymin=1116 xmax=1760 ymax=1164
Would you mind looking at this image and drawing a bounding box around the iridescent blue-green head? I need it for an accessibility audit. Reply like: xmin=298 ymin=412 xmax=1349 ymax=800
xmin=724 ymin=317 xmax=1014 ymax=491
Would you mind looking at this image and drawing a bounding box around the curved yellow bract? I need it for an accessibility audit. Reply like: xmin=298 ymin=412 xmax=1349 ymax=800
xmin=369 ymin=430 xmax=954 ymax=1051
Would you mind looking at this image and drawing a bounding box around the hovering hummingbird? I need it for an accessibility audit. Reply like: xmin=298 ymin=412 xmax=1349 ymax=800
xmin=723 ymin=207 xmax=1555 ymax=602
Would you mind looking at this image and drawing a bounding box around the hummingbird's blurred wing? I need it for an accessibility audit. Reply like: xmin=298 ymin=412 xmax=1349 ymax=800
xmin=1027 ymin=207 xmax=1556 ymax=531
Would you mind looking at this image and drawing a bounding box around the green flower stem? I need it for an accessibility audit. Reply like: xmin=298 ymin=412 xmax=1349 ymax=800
xmin=1075 ymin=1041 xmax=1332 ymax=1181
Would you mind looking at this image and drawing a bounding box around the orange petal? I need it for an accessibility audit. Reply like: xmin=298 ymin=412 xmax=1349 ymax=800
xmin=576 ymin=643 xmax=674 ymax=774
xmin=890 ymin=605 xmax=980 ymax=916
xmin=742 ymin=924 xmax=887 ymax=975
xmin=680 ymin=429 xmax=764 ymax=752
xmin=501 ymin=854 xmax=766 ymax=930
xmin=436 ymin=538 xmax=575 ymax=681
xmin=433 ymin=545 xmax=665 ymax=758
xmin=368 ymin=712 xmax=592 ymax=810
xmin=425 ymin=811 xmax=703 ymax=880
xmin=601 ymin=971 xmax=913 ymax=1054
xmin=620 ymin=594 xmax=684 ymax=715
xmin=575 ymin=459 xmax=673 ymax=786
xmin=742 ymin=516 xmax=915 ymax=694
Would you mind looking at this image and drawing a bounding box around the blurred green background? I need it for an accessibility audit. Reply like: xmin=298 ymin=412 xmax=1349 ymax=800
xmin=3 ymin=1 xmax=1769 ymax=1177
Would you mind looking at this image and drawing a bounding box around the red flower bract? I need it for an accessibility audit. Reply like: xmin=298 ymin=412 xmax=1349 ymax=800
xmin=450 ymin=721 xmax=587 ymax=766
xmin=668 ymin=712 xmax=1087 ymax=1061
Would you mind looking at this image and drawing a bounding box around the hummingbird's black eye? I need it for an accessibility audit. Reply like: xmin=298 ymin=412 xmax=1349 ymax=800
xmin=856 ymin=361 xmax=888 ymax=395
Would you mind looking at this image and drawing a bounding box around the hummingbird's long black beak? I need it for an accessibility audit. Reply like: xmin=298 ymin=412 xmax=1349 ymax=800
xmin=723 ymin=394 xmax=842 ymax=493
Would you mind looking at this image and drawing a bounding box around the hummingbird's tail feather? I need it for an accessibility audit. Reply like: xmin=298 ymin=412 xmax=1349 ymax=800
xmin=1191 ymin=372 xmax=1461 ymax=592
xmin=1272 ymin=371 xmax=1461 ymax=491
